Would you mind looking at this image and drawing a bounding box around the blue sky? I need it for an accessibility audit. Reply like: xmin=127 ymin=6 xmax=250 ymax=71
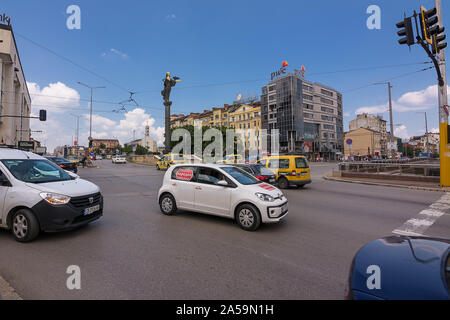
xmin=2 ymin=0 xmax=449 ymax=149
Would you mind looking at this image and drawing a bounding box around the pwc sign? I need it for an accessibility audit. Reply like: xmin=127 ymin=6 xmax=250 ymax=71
xmin=271 ymin=61 xmax=289 ymax=80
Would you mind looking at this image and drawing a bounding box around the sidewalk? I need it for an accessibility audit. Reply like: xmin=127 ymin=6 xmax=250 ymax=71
xmin=324 ymin=174 xmax=450 ymax=192
xmin=0 ymin=275 xmax=22 ymax=300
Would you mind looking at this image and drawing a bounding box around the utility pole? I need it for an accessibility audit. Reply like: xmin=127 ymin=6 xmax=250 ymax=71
xmin=435 ymin=0 xmax=449 ymax=185
xmin=374 ymin=82 xmax=395 ymax=158
xmin=417 ymin=112 xmax=430 ymax=160
xmin=78 ymin=82 xmax=106 ymax=146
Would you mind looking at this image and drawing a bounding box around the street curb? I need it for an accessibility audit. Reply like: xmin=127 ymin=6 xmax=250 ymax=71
xmin=0 ymin=276 xmax=22 ymax=300
xmin=323 ymin=175 xmax=449 ymax=192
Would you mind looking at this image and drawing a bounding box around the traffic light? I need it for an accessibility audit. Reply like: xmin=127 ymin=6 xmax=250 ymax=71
xmin=39 ymin=109 xmax=47 ymax=121
xmin=396 ymin=17 xmax=415 ymax=46
xmin=420 ymin=6 xmax=438 ymax=45
xmin=432 ymin=26 xmax=447 ymax=54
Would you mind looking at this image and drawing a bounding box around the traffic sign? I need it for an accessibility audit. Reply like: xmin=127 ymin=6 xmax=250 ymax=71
xmin=346 ymin=139 xmax=353 ymax=145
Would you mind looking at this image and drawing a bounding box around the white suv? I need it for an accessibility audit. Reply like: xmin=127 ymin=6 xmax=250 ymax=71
xmin=158 ymin=163 xmax=288 ymax=231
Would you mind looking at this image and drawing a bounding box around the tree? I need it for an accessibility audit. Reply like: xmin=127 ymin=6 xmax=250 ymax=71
xmin=99 ymin=143 xmax=106 ymax=150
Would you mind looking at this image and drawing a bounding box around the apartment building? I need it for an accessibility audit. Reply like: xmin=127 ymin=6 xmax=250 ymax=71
xmin=0 ymin=24 xmax=32 ymax=147
xmin=349 ymin=113 xmax=387 ymax=156
xmin=344 ymin=128 xmax=382 ymax=158
xmin=261 ymin=72 xmax=344 ymax=159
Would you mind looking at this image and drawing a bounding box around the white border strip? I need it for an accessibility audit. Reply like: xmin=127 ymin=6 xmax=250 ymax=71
xmin=0 ymin=276 xmax=22 ymax=300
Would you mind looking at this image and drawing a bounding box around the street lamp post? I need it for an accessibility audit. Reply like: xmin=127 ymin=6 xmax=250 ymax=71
xmin=78 ymin=82 xmax=106 ymax=144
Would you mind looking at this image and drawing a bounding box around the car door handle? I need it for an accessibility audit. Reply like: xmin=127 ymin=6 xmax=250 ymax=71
xmin=195 ymin=186 xmax=202 ymax=190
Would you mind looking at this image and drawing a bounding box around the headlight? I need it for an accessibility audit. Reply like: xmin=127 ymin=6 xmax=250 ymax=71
xmin=39 ymin=192 xmax=71 ymax=205
xmin=255 ymin=192 xmax=275 ymax=202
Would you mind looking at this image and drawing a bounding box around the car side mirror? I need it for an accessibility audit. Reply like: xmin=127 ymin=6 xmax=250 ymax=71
xmin=217 ymin=180 xmax=228 ymax=187
xmin=0 ymin=173 xmax=11 ymax=187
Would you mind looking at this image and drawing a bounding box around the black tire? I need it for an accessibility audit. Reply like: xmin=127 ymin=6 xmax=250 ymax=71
xmin=235 ymin=204 xmax=261 ymax=231
xmin=156 ymin=164 xmax=160 ymax=170
xmin=278 ymin=177 xmax=289 ymax=189
xmin=11 ymin=209 xmax=40 ymax=242
xmin=159 ymin=193 xmax=177 ymax=215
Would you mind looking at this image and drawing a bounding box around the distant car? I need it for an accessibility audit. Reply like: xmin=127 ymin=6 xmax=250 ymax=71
xmin=232 ymin=164 xmax=276 ymax=184
xmin=257 ymin=155 xmax=311 ymax=189
xmin=346 ymin=235 xmax=450 ymax=300
xmin=45 ymin=156 xmax=78 ymax=173
xmin=156 ymin=154 xmax=186 ymax=170
xmin=106 ymin=155 xmax=112 ymax=159
xmin=158 ymin=164 xmax=288 ymax=231
xmin=66 ymin=156 xmax=79 ymax=164
xmin=112 ymin=155 xmax=127 ymax=164
xmin=217 ymin=154 xmax=243 ymax=164
xmin=96 ymin=155 xmax=103 ymax=160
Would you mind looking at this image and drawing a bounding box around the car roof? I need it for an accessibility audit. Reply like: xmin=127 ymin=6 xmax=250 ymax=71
xmin=0 ymin=148 xmax=46 ymax=160
xmin=262 ymin=155 xmax=306 ymax=160
xmin=172 ymin=163 xmax=234 ymax=169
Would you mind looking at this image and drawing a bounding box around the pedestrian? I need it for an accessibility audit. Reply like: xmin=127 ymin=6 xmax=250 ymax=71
xmin=81 ymin=155 xmax=87 ymax=168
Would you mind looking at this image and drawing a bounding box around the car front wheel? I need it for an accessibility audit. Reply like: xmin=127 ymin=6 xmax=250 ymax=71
xmin=278 ymin=177 xmax=289 ymax=189
xmin=159 ymin=193 xmax=177 ymax=215
xmin=236 ymin=204 xmax=261 ymax=231
xmin=11 ymin=209 xmax=40 ymax=242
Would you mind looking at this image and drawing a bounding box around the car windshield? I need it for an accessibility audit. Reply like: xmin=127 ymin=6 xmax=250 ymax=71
xmin=220 ymin=166 xmax=260 ymax=185
xmin=2 ymin=159 xmax=72 ymax=184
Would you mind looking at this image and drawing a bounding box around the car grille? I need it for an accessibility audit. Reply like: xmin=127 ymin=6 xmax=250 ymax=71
xmin=70 ymin=192 xmax=102 ymax=208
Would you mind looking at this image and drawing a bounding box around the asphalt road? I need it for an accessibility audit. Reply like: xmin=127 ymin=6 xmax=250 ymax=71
xmin=0 ymin=161 xmax=448 ymax=299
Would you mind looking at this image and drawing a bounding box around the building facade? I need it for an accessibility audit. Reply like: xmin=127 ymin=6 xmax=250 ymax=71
xmin=0 ymin=24 xmax=32 ymax=147
xmin=125 ymin=125 xmax=158 ymax=152
xmin=260 ymin=73 xmax=344 ymax=159
xmin=344 ymin=128 xmax=382 ymax=158
xmin=349 ymin=113 xmax=387 ymax=156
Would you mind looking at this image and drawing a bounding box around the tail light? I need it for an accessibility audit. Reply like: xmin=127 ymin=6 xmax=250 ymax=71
xmin=256 ymin=176 xmax=268 ymax=181
xmin=59 ymin=164 xmax=67 ymax=169
xmin=292 ymin=170 xmax=297 ymax=176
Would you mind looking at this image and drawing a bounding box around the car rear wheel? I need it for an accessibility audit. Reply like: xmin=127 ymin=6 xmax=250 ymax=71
xmin=159 ymin=194 xmax=177 ymax=215
xmin=156 ymin=164 xmax=160 ymax=170
xmin=236 ymin=204 xmax=261 ymax=231
xmin=11 ymin=209 xmax=40 ymax=242
xmin=278 ymin=177 xmax=289 ymax=189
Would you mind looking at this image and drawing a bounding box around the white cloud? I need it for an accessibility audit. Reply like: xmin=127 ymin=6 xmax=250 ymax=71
xmin=102 ymin=48 xmax=129 ymax=59
xmin=355 ymin=85 xmax=450 ymax=114
xmin=27 ymin=81 xmax=80 ymax=113
xmin=431 ymin=127 xmax=439 ymax=133
xmin=82 ymin=108 xmax=165 ymax=146
xmin=166 ymin=13 xmax=176 ymax=20
xmin=394 ymin=125 xmax=409 ymax=139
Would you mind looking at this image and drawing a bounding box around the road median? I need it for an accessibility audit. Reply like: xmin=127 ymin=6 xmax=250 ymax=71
xmin=324 ymin=174 xmax=450 ymax=192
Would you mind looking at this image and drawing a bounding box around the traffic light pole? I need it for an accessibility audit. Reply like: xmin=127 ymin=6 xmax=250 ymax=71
xmin=435 ymin=0 xmax=450 ymax=187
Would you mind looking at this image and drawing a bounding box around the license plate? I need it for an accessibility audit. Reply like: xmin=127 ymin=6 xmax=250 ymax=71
xmin=301 ymin=172 xmax=308 ymax=176
xmin=84 ymin=205 xmax=100 ymax=215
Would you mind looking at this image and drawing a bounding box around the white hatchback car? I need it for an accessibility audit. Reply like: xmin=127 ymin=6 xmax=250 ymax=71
xmin=112 ymin=155 xmax=127 ymax=164
xmin=158 ymin=163 xmax=288 ymax=231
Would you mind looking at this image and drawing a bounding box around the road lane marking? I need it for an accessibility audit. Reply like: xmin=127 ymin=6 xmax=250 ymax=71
xmin=393 ymin=193 xmax=450 ymax=236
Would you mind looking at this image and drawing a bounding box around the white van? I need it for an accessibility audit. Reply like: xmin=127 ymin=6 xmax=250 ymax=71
xmin=0 ymin=148 xmax=103 ymax=242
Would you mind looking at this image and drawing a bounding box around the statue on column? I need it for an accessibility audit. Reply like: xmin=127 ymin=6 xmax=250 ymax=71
xmin=161 ymin=72 xmax=180 ymax=106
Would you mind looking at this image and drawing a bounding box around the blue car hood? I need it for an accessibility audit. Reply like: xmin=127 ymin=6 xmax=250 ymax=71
xmin=351 ymin=236 xmax=450 ymax=300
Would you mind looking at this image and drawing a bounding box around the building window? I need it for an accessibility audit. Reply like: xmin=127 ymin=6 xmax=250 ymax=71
xmin=304 ymin=113 xmax=314 ymax=119
xmin=262 ymin=87 xmax=268 ymax=95
xmin=303 ymin=103 xmax=314 ymax=110
xmin=321 ymin=89 xmax=333 ymax=97
xmin=303 ymin=84 xmax=313 ymax=92
xmin=323 ymin=124 xmax=335 ymax=130
xmin=269 ymin=95 xmax=276 ymax=101
xmin=268 ymin=85 xmax=276 ymax=92
xmin=321 ymin=106 xmax=334 ymax=113
xmin=320 ymin=97 xmax=333 ymax=105
xmin=321 ymin=115 xmax=334 ymax=122
xmin=303 ymin=94 xmax=313 ymax=101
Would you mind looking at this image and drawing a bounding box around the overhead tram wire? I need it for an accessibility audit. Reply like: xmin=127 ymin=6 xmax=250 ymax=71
xmin=342 ymin=66 xmax=434 ymax=93
xmin=133 ymin=61 xmax=433 ymax=95
xmin=15 ymin=32 xmax=131 ymax=93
